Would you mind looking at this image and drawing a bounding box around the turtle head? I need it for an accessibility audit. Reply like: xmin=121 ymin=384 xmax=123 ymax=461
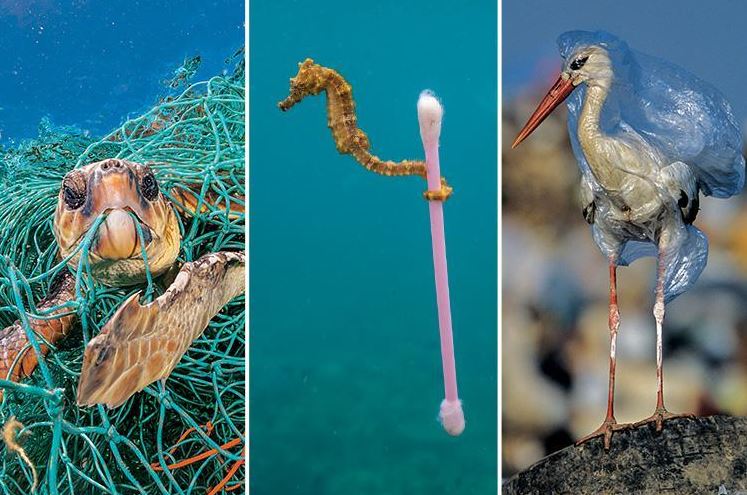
xmin=53 ymin=159 xmax=180 ymax=286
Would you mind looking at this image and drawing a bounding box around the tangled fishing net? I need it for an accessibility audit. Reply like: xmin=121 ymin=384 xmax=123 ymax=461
xmin=0 ymin=51 xmax=245 ymax=494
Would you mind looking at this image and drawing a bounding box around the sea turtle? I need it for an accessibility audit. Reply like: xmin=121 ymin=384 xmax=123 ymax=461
xmin=0 ymin=158 xmax=245 ymax=408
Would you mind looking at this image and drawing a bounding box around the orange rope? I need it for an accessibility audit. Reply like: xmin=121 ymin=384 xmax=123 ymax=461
xmin=152 ymin=437 xmax=242 ymax=471
xmin=207 ymin=448 xmax=245 ymax=495
xmin=150 ymin=422 xmax=216 ymax=470
xmin=170 ymin=421 xmax=214 ymax=455
xmin=150 ymin=424 xmax=245 ymax=493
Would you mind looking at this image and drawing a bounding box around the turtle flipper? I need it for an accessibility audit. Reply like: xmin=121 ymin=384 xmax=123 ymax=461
xmin=76 ymin=251 xmax=245 ymax=408
xmin=0 ymin=270 xmax=76 ymax=394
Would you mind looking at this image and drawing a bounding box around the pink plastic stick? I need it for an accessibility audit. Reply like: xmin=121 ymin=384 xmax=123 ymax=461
xmin=417 ymin=91 xmax=464 ymax=436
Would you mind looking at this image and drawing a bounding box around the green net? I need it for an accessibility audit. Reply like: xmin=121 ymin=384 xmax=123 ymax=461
xmin=0 ymin=52 xmax=245 ymax=494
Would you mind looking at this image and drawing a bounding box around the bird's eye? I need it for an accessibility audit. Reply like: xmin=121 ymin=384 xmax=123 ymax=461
xmin=62 ymin=173 xmax=87 ymax=210
xmin=141 ymin=171 xmax=160 ymax=201
xmin=570 ymin=56 xmax=589 ymax=71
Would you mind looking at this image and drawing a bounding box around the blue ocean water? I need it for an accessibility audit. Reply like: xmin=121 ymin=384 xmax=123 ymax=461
xmin=250 ymin=1 xmax=497 ymax=493
xmin=0 ymin=0 xmax=243 ymax=144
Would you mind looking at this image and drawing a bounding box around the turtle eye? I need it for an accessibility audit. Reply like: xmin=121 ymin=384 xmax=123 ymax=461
xmin=62 ymin=173 xmax=86 ymax=210
xmin=570 ymin=56 xmax=589 ymax=71
xmin=141 ymin=171 xmax=159 ymax=201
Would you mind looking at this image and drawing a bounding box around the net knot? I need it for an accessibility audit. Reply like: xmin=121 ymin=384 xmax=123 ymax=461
xmin=106 ymin=425 xmax=119 ymax=441
xmin=77 ymin=303 xmax=90 ymax=318
xmin=211 ymin=361 xmax=224 ymax=376
xmin=44 ymin=389 xmax=64 ymax=416
xmin=158 ymin=389 xmax=173 ymax=408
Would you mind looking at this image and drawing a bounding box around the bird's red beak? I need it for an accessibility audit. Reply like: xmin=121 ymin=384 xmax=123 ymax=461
xmin=512 ymin=74 xmax=575 ymax=149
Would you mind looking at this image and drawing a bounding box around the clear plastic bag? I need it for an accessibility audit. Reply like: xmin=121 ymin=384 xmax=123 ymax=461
xmin=560 ymin=30 xmax=745 ymax=301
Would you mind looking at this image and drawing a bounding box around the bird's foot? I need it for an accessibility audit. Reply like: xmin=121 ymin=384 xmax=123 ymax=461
xmin=633 ymin=407 xmax=694 ymax=432
xmin=423 ymin=177 xmax=453 ymax=202
xmin=576 ymin=417 xmax=632 ymax=450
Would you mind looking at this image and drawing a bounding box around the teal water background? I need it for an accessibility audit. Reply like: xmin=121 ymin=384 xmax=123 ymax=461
xmin=250 ymin=1 xmax=497 ymax=493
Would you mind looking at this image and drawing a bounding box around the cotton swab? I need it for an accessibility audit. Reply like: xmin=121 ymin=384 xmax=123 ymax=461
xmin=417 ymin=91 xmax=464 ymax=436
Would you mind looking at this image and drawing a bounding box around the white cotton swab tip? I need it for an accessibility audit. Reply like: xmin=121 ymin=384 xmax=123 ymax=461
xmin=439 ymin=399 xmax=465 ymax=436
xmin=417 ymin=90 xmax=443 ymax=148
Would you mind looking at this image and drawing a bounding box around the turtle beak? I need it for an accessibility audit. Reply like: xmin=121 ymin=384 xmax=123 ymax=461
xmin=512 ymin=73 xmax=575 ymax=149
xmin=93 ymin=209 xmax=151 ymax=261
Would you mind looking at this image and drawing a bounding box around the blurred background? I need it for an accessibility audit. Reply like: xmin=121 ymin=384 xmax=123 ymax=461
xmin=251 ymin=0 xmax=496 ymax=493
xmin=503 ymin=0 xmax=747 ymax=478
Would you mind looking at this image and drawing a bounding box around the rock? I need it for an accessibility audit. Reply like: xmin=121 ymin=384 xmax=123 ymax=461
xmin=504 ymin=416 xmax=747 ymax=494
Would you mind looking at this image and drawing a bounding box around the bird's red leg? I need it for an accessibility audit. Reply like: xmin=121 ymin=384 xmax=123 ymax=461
xmin=577 ymin=259 xmax=624 ymax=450
xmin=634 ymin=251 xmax=693 ymax=431
xmin=605 ymin=261 xmax=620 ymax=423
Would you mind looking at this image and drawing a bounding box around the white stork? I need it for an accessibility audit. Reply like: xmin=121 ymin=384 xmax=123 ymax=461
xmin=512 ymin=31 xmax=745 ymax=449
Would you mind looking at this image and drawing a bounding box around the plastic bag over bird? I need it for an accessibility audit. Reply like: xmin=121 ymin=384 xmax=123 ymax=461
xmin=559 ymin=30 xmax=745 ymax=301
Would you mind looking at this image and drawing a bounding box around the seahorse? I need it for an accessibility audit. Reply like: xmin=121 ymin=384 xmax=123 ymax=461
xmin=278 ymin=58 xmax=452 ymax=201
